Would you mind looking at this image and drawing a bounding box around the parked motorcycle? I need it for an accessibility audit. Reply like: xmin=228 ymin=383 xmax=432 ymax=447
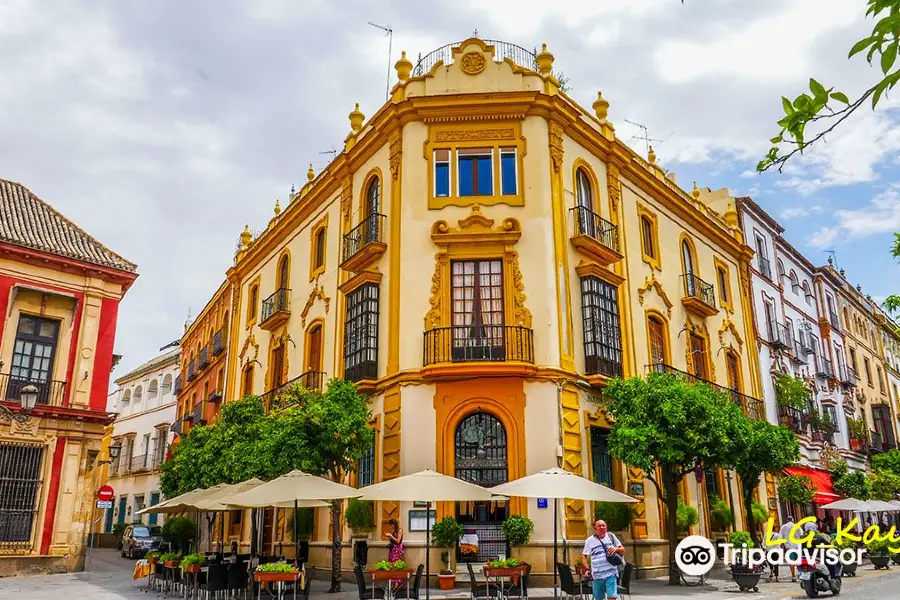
xmin=798 ymin=558 xmax=842 ymax=597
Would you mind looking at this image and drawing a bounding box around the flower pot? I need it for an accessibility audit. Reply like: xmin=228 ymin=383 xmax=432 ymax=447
xmin=842 ymin=561 xmax=858 ymax=576
xmin=732 ymin=572 xmax=761 ymax=592
xmin=184 ymin=564 xmax=201 ymax=574
xmin=892 ymin=553 xmax=900 ymax=566
xmin=147 ymin=557 xmax=159 ymax=565
xmin=850 ymin=438 xmax=863 ymax=451
xmin=870 ymin=554 xmax=891 ymax=570
xmin=438 ymin=574 xmax=455 ymax=590
xmin=164 ymin=560 xmax=181 ymax=568
xmin=350 ymin=528 xmax=372 ymax=539
xmin=254 ymin=571 xmax=300 ymax=583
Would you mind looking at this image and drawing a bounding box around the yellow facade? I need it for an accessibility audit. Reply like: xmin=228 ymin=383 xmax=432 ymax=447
xmin=198 ymin=39 xmax=764 ymax=579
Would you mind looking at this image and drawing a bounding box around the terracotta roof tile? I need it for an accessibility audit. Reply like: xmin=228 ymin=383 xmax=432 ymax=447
xmin=0 ymin=179 xmax=137 ymax=273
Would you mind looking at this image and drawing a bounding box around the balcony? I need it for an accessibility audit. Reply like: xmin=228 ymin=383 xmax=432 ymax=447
xmin=681 ymin=273 xmax=718 ymax=317
xmin=341 ymin=213 xmax=386 ymax=272
xmin=259 ymin=371 xmax=327 ymax=414
xmin=173 ymin=375 xmax=182 ymax=396
xmin=259 ymin=287 xmax=291 ymax=331
xmin=193 ymin=402 xmax=206 ymax=426
xmin=758 ymin=256 xmax=773 ymax=280
xmin=816 ymin=356 xmax=834 ymax=380
xmin=811 ymin=424 xmax=837 ymax=445
xmin=839 ymin=365 xmax=857 ymax=388
xmin=778 ymin=405 xmax=809 ymax=434
xmin=829 ymin=311 xmax=841 ymax=332
xmin=198 ymin=346 xmax=210 ymax=370
xmin=170 ymin=419 xmax=182 ymax=435
xmin=186 ymin=360 xmax=197 ymax=382
xmin=208 ymin=388 xmax=223 ymax=403
xmin=769 ymin=322 xmax=793 ymax=351
xmin=568 ymin=206 xmax=623 ymax=265
xmin=212 ymin=329 xmax=225 ymax=356
xmin=413 ymin=39 xmax=538 ymax=77
xmin=849 ymin=433 xmax=868 ymax=453
xmin=0 ymin=373 xmax=67 ymax=407
xmin=791 ymin=341 xmax=807 ymax=365
xmin=130 ymin=454 xmax=149 ymax=474
xmin=423 ymin=325 xmax=535 ymax=367
xmin=870 ymin=431 xmax=887 ymax=455
xmin=646 ymin=363 xmax=766 ymax=420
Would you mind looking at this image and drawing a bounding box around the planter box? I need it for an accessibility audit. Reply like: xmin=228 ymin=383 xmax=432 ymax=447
xmin=371 ymin=569 xmax=412 ymax=581
xmin=147 ymin=558 xmax=159 ymax=565
xmin=483 ymin=566 xmax=526 ymax=578
xmin=164 ymin=560 xmax=181 ymax=568
xmin=254 ymin=571 xmax=300 ymax=583
xmin=438 ymin=574 xmax=455 ymax=590
xmin=184 ymin=564 xmax=202 ymax=574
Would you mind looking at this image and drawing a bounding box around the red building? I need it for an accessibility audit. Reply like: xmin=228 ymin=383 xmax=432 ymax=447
xmin=0 ymin=179 xmax=137 ymax=574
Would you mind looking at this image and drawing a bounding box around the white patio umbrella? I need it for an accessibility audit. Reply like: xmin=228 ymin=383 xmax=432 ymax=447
xmin=867 ymin=499 xmax=898 ymax=512
xmin=358 ymin=470 xmax=499 ymax=600
xmin=491 ymin=468 xmax=638 ymax=600
xmin=821 ymin=498 xmax=873 ymax=511
xmin=136 ymin=486 xmax=212 ymax=514
xmin=890 ymin=500 xmax=900 ymax=510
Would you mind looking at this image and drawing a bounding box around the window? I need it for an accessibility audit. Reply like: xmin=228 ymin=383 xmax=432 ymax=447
xmin=314 ymin=228 xmax=326 ymax=269
xmin=789 ymin=271 xmax=800 ymax=292
xmin=689 ymin=333 xmax=708 ymax=379
xmin=458 ymin=148 xmax=493 ymax=196
xmin=365 ymin=177 xmax=380 ymax=217
xmin=576 ymin=168 xmax=593 ymax=212
xmin=681 ymin=239 xmax=696 ymax=276
xmin=849 ymin=348 xmax=859 ymax=371
xmin=725 ymin=350 xmax=742 ymax=392
xmin=248 ymin=283 xmax=259 ymax=322
xmin=133 ymin=386 xmax=143 ymax=408
xmin=142 ymin=433 xmax=151 ymax=468
xmin=241 ymin=365 xmax=254 ymax=398
xmin=11 ymin=316 xmax=59 ymax=404
xmin=357 ymin=441 xmax=375 ymax=487
xmin=270 ymin=345 xmax=285 ymax=390
xmin=450 ymin=260 xmax=505 ymax=361
xmin=865 ymin=357 xmax=873 ymax=386
xmin=500 ymin=147 xmax=517 ymax=195
xmin=344 ymin=283 xmax=380 ymax=382
xmin=877 ymin=366 xmax=885 ymax=393
xmin=589 ymin=427 xmax=614 ymax=487
xmin=777 ymin=260 xmax=785 ymax=282
xmin=580 ymin=276 xmax=623 ymax=377
xmin=638 ymin=208 xmax=660 ymax=268
xmin=434 ymin=149 xmax=450 ymax=197
xmin=0 ymin=443 xmax=44 ymax=544
xmin=824 ymin=405 xmax=839 ymax=432
xmin=648 ymin=315 xmax=668 ymax=366
xmin=763 ymin=298 xmax=777 ymax=340
xmin=754 ymin=234 xmax=768 ymax=260
xmin=161 ymin=374 xmax=172 ymax=394
xmin=278 ymin=254 xmax=290 ymax=289
xmin=801 ymin=281 xmax=812 ymax=304
xmin=705 ymin=469 xmax=721 ymax=507
xmin=305 ymin=324 xmax=323 ymax=374
xmin=716 ymin=264 xmax=730 ymax=307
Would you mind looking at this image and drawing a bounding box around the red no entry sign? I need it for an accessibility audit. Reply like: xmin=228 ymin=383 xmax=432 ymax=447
xmin=97 ymin=485 xmax=114 ymax=502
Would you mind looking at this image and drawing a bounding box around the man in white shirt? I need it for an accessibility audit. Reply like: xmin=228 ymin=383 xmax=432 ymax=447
xmin=779 ymin=515 xmax=798 ymax=582
xmin=582 ymin=519 xmax=625 ymax=599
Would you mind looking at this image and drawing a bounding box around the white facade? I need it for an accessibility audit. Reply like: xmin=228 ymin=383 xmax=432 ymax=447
xmin=105 ymin=345 xmax=180 ymax=532
xmin=739 ymin=199 xmax=863 ymax=471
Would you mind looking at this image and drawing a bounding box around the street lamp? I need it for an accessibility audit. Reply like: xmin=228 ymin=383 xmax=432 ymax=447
xmin=0 ymin=383 xmax=40 ymax=423
xmin=99 ymin=444 xmax=121 ymax=465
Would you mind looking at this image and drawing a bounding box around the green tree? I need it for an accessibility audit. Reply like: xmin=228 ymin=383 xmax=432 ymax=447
xmin=272 ymin=378 xmax=374 ymax=593
xmin=872 ymin=447 xmax=900 ymax=476
xmin=732 ymin=420 xmax=800 ymax=545
xmin=603 ymin=372 xmax=749 ymax=585
xmin=778 ymin=474 xmax=816 ymax=506
xmin=870 ymin=469 xmax=900 ymax=501
xmin=832 ymin=469 xmax=872 ymax=500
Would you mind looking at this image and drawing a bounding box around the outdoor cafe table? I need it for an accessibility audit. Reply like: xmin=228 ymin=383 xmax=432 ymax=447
xmin=253 ymin=570 xmax=302 ymax=600
xmin=482 ymin=564 xmax=527 ymax=599
xmin=370 ymin=568 xmax=412 ymax=600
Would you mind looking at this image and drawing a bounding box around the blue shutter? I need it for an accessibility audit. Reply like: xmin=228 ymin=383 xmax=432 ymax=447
xmin=458 ymin=156 xmax=474 ymax=196
xmin=501 ymin=151 xmax=516 ymax=195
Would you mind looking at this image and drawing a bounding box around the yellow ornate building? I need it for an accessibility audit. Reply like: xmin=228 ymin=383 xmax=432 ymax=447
xmin=194 ymin=39 xmax=766 ymax=578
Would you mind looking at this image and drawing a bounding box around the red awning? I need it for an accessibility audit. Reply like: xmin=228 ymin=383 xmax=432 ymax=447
xmin=783 ymin=466 xmax=841 ymax=505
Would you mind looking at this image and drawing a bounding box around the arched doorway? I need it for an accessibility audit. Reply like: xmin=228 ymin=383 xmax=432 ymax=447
xmin=455 ymin=411 xmax=509 ymax=562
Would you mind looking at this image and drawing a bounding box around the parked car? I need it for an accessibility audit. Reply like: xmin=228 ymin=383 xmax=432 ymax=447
xmin=120 ymin=524 xmax=163 ymax=559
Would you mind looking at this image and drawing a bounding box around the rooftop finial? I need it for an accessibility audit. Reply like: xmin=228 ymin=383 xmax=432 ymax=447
xmin=592 ymin=91 xmax=610 ymax=121
xmin=307 ymin=164 xmax=315 ymax=182
xmin=691 ymin=181 xmax=700 ymax=200
xmin=240 ymin=224 xmax=252 ymax=248
xmin=274 ymin=198 xmax=281 ymax=217
xmin=648 ymin=145 xmax=657 ymax=165
xmin=535 ymin=43 xmax=555 ymax=76
xmin=349 ymin=103 xmax=365 ymax=133
xmin=395 ymin=51 xmax=413 ymax=82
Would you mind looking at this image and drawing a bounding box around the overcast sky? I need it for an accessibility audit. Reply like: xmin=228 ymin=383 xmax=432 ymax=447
xmin=2 ymin=0 xmax=897 ymax=376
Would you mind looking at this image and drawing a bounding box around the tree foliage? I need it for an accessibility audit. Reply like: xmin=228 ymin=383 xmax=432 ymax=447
xmin=732 ymin=419 xmax=800 ymax=544
xmin=778 ymin=474 xmax=816 ymax=506
xmin=773 ymin=372 xmax=811 ymax=410
xmin=872 ymin=447 xmax=900 ymax=475
xmin=870 ymin=469 xmax=900 ymax=501
xmin=603 ymin=372 xmax=748 ymax=584
xmin=832 ymin=469 xmax=872 ymax=500
xmin=759 ymin=0 xmax=900 ymax=172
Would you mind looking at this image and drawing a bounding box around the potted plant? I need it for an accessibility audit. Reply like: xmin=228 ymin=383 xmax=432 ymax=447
xmin=161 ymin=516 xmax=196 ymax=554
xmin=727 ymin=531 xmax=762 ymax=592
xmin=344 ymin=498 xmax=375 ymax=538
xmin=867 ymin=538 xmax=891 ymax=569
xmin=432 ymin=516 xmax=464 ymax=590
xmin=146 ymin=551 xmax=161 ymax=566
xmin=181 ymin=553 xmax=204 ymax=574
xmin=160 ymin=552 xmax=182 ymax=568
xmin=373 ymin=559 xmax=410 ymax=582
xmin=574 ymin=555 xmax=587 ymax=576
xmin=833 ymin=537 xmax=859 ymax=576
xmin=676 ymin=501 xmax=698 ymax=538
xmin=254 ymin=561 xmax=300 ymax=583
xmin=502 ymin=515 xmax=534 ymax=549
xmin=847 ymin=417 xmax=868 ymax=450
xmin=709 ymin=496 xmax=733 ymax=532
xmin=891 ymin=537 xmax=900 ymax=566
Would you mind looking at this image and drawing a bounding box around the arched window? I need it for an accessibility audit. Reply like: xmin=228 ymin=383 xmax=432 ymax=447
xmin=365 ymin=177 xmax=380 ymax=218
xmin=121 ymin=389 xmax=132 ymax=411
xmin=278 ymin=254 xmax=290 ymax=289
xmin=133 ymin=385 xmax=143 ymax=407
xmin=640 ymin=216 xmax=656 ymax=260
xmin=162 ymin=374 xmax=173 ymax=395
xmin=455 ymin=412 xmax=508 ymax=488
xmin=789 ymin=271 xmax=799 ymax=291
xmin=148 ymin=379 xmax=159 ymax=399
xmin=776 ymin=260 xmax=785 ymax=281
xmin=801 ymin=281 xmax=812 ymax=303
xmin=314 ymin=228 xmax=326 ymax=269
xmin=681 ymin=239 xmax=695 ymax=275
xmin=248 ymin=284 xmax=259 ymax=321
xmin=575 ymin=168 xmax=595 ymax=237
xmin=647 ymin=314 xmax=669 ymax=367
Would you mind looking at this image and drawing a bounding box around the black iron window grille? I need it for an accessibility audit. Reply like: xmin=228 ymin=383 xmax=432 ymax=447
xmin=0 ymin=443 xmax=44 ymax=549
xmin=343 ymin=283 xmax=379 ymax=382
xmin=357 ymin=443 xmax=375 ymax=487
xmin=580 ymin=276 xmax=623 ymax=377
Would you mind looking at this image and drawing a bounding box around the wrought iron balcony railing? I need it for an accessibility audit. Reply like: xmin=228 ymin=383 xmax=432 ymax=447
xmin=198 ymin=346 xmax=210 ymax=370
xmin=570 ymin=206 xmax=620 ymax=253
xmin=829 ymin=311 xmax=841 ymax=331
xmin=769 ymin=322 xmax=793 ymax=350
xmin=193 ymin=402 xmax=206 ymax=426
xmin=211 ymin=329 xmax=225 ymax=356
xmin=342 ymin=213 xmax=386 ymax=265
xmin=412 ymin=39 xmax=538 ymax=77
xmin=260 ymin=288 xmax=291 ymax=326
xmin=186 ymin=360 xmax=197 ymax=382
xmin=423 ymin=325 xmax=535 ymax=366
xmin=839 ymin=365 xmax=857 ymax=387
xmin=681 ymin=273 xmax=716 ymax=308
xmin=816 ymin=356 xmax=834 ymax=380
xmin=778 ymin=405 xmax=809 ymax=434
xmin=0 ymin=373 xmax=66 ymax=407
xmin=173 ymin=375 xmax=182 ymax=396
xmin=208 ymin=388 xmax=223 ymax=403
xmin=758 ymin=256 xmax=772 ymax=280
xmin=646 ymin=363 xmax=766 ymax=420
xmin=260 ymin=371 xmax=327 ymax=414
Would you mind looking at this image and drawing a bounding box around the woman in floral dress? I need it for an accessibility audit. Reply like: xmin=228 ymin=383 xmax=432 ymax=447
xmin=385 ymin=518 xmax=404 ymax=589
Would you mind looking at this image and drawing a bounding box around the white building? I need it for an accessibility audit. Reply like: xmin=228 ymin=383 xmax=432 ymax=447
xmin=104 ymin=343 xmax=180 ymax=532
xmin=737 ymin=198 xmax=864 ymax=513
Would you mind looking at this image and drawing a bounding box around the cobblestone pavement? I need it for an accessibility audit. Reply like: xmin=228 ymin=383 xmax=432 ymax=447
xmin=1 ymin=550 xmax=899 ymax=599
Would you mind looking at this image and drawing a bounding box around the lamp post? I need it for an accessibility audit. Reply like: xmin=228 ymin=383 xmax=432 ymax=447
xmin=0 ymin=384 xmax=39 ymax=423
xmin=100 ymin=444 xmax=122 ymax=465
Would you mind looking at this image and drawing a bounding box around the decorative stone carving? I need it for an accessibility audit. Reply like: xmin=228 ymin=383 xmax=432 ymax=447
xmin=510 ymin=251 xmax=532 ymax=328
xmin=300 ymin=284 xmax=331 ymax=328
xmin=549 ymin=122 xmax=564 ymax=173
xmin=460 ymin=51 xmax=486 ymax=75
xmin=637 ymin=274 xmax=673 ymax=317
xmin=239 ymin=334 xmax=259 ymax=364
xmin=718 ymin=318 xmax=745 ymax=350
xmin=434 ymin=129 xmax=516 ymax=142
xmin=424 ymin=257 xmax=443 ymax=330
xmin=389 ymin=131 xmax=402 ymax=179
xmin=607 ymin=164 xmax=621 ymax=211
xmin=341 ymin=179 xmax=352 ymax=225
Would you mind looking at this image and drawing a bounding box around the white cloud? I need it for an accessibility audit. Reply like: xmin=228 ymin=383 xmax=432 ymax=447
xmin=808 ymin=227 xmax=840 ymax=249
xmin=781 ymin=205 xmax=823 ymax=219
xmin=809 ymin=184 xmax=900 ymax=248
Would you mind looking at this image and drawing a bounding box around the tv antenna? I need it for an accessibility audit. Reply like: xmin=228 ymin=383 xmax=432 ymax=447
xmin=825 ymin=250 xmax=838 ymax=270
xmin=623 ymin=119 xmax=670 ymax=155
xmin=368 ymin=22 xmax=393 ymax=101
xmin=318 ymin=149 xmax=337 ymax=157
